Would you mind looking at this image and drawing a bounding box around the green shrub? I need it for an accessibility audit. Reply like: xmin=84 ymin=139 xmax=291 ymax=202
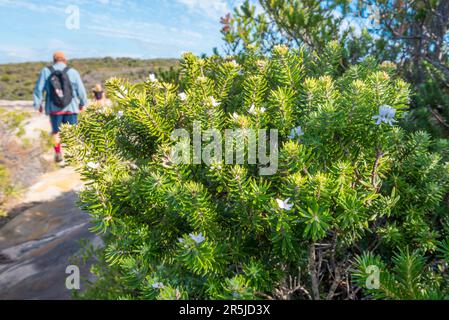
xmin=62 ymin=43 xmax=449 ymax=300
xmin=353 ymin=248 xmax=449 ymax=299
xmin=1 ymin=74 xmax=11 ymax=82
xmin=38 ymin=129 xmax=54 ymax=151
xmin=0 ymin=164 xmax=10 ymax=194
xmin=0 ymin=109 xmax=30 ymax=137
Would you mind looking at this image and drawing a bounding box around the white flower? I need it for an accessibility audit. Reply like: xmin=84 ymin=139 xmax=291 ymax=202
xmin=189 ymin=232 xmax=205 ymax=244
xmin=249 ymin=104 xmax=266 ymax=115
xmin=276 ymin=198 xmax=294 ymax=211
xmin=210 ymin=96 xmax=221 ymax=107
xmin=117 ymin=110 xmax=124 ymax=118
xmin=288 ymin=126 xmax=304 ymax=140
xmin=373 ymin=105 xmax=397 ymax=126
xmin=86 ymin=162 xmax=100 ymax=170
xmin=96 ymin=107 xmax=106 ymax=114
xmin=152 ymin=282 xmax=164 ymax=289
xmin=248 ymin=104 xmax=256 ymax=115
xmin=179 ymin=92 xmax=187 ymax=101
xmin=149 ymin=73 xmax=157 ymax=82
xmin=230 ymin=60 xmax=239 ymax=67
xmin=231 ymin=112 xmax=240 ymax=122
xmin=116 ymin=85 xmax=128 ymax=99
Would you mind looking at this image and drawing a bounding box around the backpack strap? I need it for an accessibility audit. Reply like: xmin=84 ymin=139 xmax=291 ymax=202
xmin=47 ymin=66 xmax=70 ymax=74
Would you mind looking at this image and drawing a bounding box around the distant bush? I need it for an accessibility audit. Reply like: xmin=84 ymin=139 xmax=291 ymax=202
xmin=0 ymin=58 xmax=179 ymax=100
xmin=1 ymin=74 xmax=11 ymax=82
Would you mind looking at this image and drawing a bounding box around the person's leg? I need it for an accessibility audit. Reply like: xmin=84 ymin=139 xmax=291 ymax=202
xmin=49 ymin=114 xmax=63 ymax=162
xmin=63 ymin=113 xmax=79 ymax=126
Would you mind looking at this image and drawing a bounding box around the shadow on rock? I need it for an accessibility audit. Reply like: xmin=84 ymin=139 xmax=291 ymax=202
xmin=0 ymin=191 xmax=101 ymax=300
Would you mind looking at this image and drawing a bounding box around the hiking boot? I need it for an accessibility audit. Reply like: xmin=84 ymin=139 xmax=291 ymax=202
xmin=55 ymin=152 xmax=63 ymax=163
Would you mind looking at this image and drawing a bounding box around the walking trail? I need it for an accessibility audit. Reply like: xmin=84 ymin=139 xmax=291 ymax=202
xmin=0 ymin=102 xmax=100 ymax=299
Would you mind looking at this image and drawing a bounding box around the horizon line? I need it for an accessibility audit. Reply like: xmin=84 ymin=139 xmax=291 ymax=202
xmin=0 ymin=55 xmax=183 ymax=66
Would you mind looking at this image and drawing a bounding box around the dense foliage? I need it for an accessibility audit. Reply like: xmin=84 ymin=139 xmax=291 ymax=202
xmin=63 ymin=43 xmax=449 ymax=300
xmin=220 ymin=0 xmax=449 ymax=137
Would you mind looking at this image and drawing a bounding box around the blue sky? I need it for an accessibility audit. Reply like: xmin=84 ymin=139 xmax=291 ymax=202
xmin=0 ymin=0 xmax=247 ymax=64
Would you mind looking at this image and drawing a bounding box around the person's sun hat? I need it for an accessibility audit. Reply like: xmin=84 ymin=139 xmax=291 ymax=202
xmin=92 ymin=84 xmax=103 ymax=92
xmin=53 ymin=51 xmax=67 ymax=63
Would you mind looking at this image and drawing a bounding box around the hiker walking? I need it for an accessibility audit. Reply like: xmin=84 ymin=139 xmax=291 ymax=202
xmin=33 ymin=51 xmax=87 ymax=163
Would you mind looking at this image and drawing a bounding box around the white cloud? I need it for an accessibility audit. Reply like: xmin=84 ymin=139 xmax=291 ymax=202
xmin=0 ymin=0 xmax=125 ymax=12
xmin=85 ymin=14 xmax=204 ymax=47
xmin=0 ymin=0 xmax=61 ymax=13
xmin=0 ymin=45 xmax=38 ymax=61
xmin=176 ymin=0 xmax=230 ymax=20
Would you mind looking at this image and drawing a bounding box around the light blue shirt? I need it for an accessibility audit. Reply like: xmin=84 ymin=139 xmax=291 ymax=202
xmin=33 ymin=62 xmax=88 ymax=115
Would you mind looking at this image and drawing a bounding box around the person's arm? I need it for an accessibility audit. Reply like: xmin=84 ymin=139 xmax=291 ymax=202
xmin=33 ymin=68 xmax=47 ymax=112
xmin=74 ymin=70 xmax=88 ymax=110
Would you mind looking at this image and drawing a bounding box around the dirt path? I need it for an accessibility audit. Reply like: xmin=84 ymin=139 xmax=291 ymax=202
xmin=0 ymin=168 xmax=101 ymax=299
xmin=0 ymin=102 xmax=100 ymax=300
